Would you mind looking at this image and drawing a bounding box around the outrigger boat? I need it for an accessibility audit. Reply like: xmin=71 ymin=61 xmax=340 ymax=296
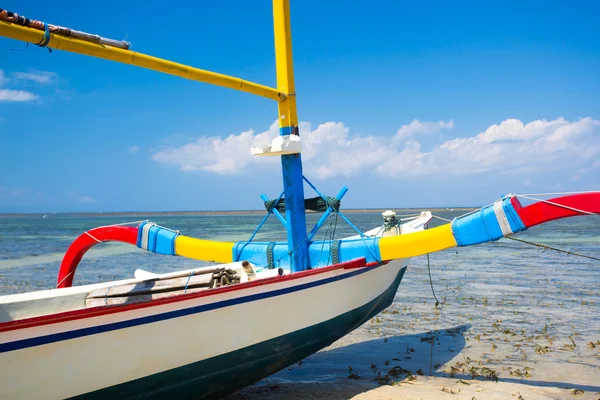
xmin=0 ymin=3 xmax=598 ymax=399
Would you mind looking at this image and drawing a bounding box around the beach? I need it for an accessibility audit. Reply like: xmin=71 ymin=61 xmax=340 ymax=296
xmin=0 ymin=211 xmax=598 ymax=399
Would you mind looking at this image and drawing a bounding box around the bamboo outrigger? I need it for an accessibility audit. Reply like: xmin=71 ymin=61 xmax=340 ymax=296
xmin=0 ymin=3 xmax=598 ymax=399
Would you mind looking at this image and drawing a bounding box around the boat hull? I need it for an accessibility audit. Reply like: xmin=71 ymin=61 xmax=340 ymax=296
xmin=0 ymin=260 xmax=407 ymax=399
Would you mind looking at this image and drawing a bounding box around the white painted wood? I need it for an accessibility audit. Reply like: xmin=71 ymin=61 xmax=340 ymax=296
xmin=0 ymin=260 xmax=406 ymax=399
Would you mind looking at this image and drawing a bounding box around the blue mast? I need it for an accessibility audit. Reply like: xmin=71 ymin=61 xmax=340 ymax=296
xmin=273 ymin=0 xmax=310 ymax=272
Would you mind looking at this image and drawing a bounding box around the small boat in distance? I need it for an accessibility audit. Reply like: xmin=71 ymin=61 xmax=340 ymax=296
xmin=0 ymin=3 xmax=598 ymax=399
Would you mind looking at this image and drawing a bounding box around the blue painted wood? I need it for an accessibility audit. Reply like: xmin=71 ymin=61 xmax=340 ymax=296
xmin=307 ymin=186 xmax=348 ymax=241
xmin=281 ymin=153 xmax=309 ymax=272
xmin=260 ymin=193 xmax=287 ymax=227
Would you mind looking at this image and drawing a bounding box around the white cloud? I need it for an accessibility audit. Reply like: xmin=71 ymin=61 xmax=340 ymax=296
xmin=13 ymin=71 xmax=56 ymax=85
xmin=129 ymin=145 xmax=140 ymax=154
xmin=0 ymin=70 xmax=7 ymax=86
xmin=395 ymin=119 xmax=454 ymax=140
xmin=0 ymin=89 xmax=38 ymax=102
xmin=378 ymin=117 xmax=600 ymax=177
xmin=152 ymin=117 xmax=600 ymax=180
xmin=152 ymin=121 xmax=280 ymax=175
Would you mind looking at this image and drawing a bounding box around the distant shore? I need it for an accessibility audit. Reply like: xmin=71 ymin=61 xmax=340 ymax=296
xmin=0 ymin=207 xmax=476 ymax=218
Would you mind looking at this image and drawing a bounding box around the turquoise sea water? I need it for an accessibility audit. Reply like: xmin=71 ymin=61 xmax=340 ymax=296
xmin=0 ymin=210 xmax=599 ymax=397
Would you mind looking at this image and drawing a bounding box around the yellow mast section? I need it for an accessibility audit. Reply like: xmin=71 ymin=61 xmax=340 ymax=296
xmin=0 ymin=20 xmax=285 ymax=102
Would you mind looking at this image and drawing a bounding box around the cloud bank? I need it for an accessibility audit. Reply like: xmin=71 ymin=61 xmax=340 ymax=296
xmin=152 ymin=117 xmax=600 ymax=180
xmin=0 ymin=69 xmax=57 ymax=103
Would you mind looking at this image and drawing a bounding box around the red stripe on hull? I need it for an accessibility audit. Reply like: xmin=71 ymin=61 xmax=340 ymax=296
xmin=0 ymin=257 xmax=368 ymax=333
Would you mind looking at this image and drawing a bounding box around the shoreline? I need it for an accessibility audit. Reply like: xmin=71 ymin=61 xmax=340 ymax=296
xmin=0 ymin=207 xmax=476 ymax=218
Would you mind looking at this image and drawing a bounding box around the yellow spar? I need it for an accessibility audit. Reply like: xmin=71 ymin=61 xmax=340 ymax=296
xmin=0 ymin=20 xmax=284 ymax=102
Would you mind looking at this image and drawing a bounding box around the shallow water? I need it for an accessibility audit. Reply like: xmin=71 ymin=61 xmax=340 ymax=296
xmin=0 ymin=210 xmax=599 ymax=398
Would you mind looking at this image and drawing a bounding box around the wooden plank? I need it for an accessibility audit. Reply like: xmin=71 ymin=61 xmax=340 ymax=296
xmin=87 ymin=273 xmax=216 ymax=299
xmin=85 ymin=286 xmax=210 ymax=308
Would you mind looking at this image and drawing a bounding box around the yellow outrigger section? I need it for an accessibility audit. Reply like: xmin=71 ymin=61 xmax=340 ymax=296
xmin=175 ymin=236 xmax=235 ymax=264
xmin=167 ymin=222 xmax=459 ymax=265
xmin=379 ymin=224 xmax=457 ymax=260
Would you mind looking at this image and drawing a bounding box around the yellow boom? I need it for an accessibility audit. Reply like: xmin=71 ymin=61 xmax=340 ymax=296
xmin=0 ymin=20 xmax=284 ymax=102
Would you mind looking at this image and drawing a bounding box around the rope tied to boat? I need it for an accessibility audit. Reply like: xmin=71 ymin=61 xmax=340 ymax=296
xmin=264 ymin=195 xmax=340 ymax=213
xmin=516 ymin=194 xmax=598 ymax=216
xmin=505 ymin=236 xmax=600 ymax=262
xmin=35 ymin=21 xmax=52 ymax=52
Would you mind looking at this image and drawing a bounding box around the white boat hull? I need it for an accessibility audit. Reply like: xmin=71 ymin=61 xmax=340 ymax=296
xmin=0 ymin=258 xmax=407 ymax=399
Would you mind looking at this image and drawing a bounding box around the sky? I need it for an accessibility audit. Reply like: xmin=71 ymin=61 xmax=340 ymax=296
xmin=1 ymin=0 xmax=599 ymax=213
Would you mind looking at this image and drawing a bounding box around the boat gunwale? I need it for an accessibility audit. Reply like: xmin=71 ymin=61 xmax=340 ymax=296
xmin=0 ymin=257 xmax=377 ymax=333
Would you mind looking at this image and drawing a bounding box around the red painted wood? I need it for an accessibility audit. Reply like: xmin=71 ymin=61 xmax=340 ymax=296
xmin=2 ymin=257 xmax=368 ymax=333
xmin=516 ymin=193 xmax=600 ymax=228
xmin=56 ymin=226 xmax=139 ymax=289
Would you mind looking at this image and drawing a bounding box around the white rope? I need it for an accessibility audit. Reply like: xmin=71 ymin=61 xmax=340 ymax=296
xmin=83 ymin=220 xmax=145 ymax=244
xmin=431 ymin=215 xmax=452 ymax=223
xmin=516 ymin=195 xmax=597 ymax=216
xmin=56 ymin=270 xmax=75 ymax=288
xmin=93 ymin=220 xmax=146 ymax=229
xmin=454 ymin=199 xmax=501 ymax=220
xmin=84 ymin=231 xmax=102 ymax=243
xmin=518 ymin=190 xmax=600 ymax=197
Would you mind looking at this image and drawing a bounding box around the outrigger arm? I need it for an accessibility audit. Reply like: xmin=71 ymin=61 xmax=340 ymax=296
xmin=56 ymin=193 xmax=600 ymax=288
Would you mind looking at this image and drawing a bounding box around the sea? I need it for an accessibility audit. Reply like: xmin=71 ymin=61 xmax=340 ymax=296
xmin=0 ymin=210 xmax=599 ymax=398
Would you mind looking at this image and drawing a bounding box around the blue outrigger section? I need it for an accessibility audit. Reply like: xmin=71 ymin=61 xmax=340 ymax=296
xmin=233 ymin=237 xmax=381 ymax=270
xmin=451 ymin=196 xmax=526 ymax=246
xmin=136 ymin=221 xmax=179 ymax=256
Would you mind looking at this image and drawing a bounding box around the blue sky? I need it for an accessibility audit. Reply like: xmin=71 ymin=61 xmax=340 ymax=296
xmin=1 ymin=0 xmax=599 ymax=212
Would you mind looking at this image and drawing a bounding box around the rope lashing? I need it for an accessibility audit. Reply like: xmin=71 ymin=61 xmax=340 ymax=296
xmin=331 ymin=240 xmax=341 ymax=264
xmin=35 ymin=22 xmax=52 ymax=52
xmin=264 ymin=195 xmax=341 ymax=213
xmin=266 ymin=242 xmax=276 ymax=269
xmin=506 ymin=236 xmax=600 ymax=262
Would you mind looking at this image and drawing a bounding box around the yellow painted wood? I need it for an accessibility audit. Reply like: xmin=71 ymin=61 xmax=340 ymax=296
xmin=0 ymin=20 xmax=283 ymax=102
xmin=175 ymin=236 xmax=234 ymax=263
xmin=273 ymin=0 xmax=298 ymax=129
xmin=379 ymin=224 xmax=458 ymax=260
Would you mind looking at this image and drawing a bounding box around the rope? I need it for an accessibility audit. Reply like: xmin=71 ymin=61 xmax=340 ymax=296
xmin=317 ymin=215 xmax=331 ymax=267
xmin=516 ymin=195 xmax=597 ymax=216
xmin=518 ymin=190 xmax=600 ymax=197
xmin=331 ymin=240 xmax=341 ymax=265
xmin=183 ymin=271 xmax=194 ymax=293
xmin=328 ymin=212 xmax=339 ymax=265
xmin=35 ymin=22 xmax=52 ymax=52
xmin=266 ymin=242 xmax=276 ymax=269
xmin=94 ymin=220 xmax=146 ymax=229
xmin=426 ymin=253 xmax=441 ymax=307
xmin=55 ymin=269 xmax=75 ymax=288
xmin=103 ymin=285 xmax=114 ymax=305
xmin=84 ymin=231 xmax=102 ymax=243
xmin=264 ymin=195 xmax=341 ymax=213
xmin=431 ymin=215 xmax=452 ymax=223
xmin=505 ymin=236 xmax=600 ymax=262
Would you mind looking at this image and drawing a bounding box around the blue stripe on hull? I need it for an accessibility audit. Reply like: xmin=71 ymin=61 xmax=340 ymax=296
xmin=72 ymin=266 xmax=407 ymax=400
xmin=1 ymin=264 xmax=378 ymax=354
